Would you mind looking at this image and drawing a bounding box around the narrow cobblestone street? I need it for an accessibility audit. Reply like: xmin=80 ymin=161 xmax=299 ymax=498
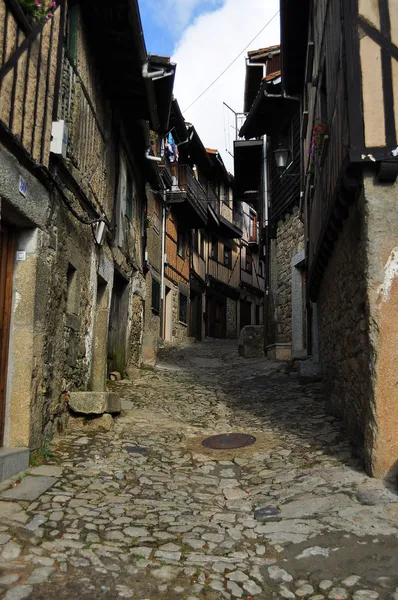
xmin=0 ymin=341 xmax=398 ymax=600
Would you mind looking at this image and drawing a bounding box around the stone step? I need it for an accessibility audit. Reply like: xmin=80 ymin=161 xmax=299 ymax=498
xmin=68 ymin=392 xmax=121 ymax=415
xmin=0 ymin=448 xmax=29 ymax=483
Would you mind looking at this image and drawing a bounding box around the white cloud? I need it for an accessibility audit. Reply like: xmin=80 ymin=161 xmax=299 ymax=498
xmin=172 ymin=0 xmax=280 ymax=172
xmin=149 ymin=0 xmax=222 ymax=36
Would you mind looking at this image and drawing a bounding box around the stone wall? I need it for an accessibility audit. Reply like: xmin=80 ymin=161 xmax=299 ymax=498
xmin=226 ymin=298 xmax=238 ymax=338
xmin=317 ymin=194 xmax=371 ymax=459
xmin=143 ymin=187 xmax=162 ymax=364
xmin=267 ymin=206 xmax=304 ymax=358
xmin=361 ymin=172 xmax=398 ymax=478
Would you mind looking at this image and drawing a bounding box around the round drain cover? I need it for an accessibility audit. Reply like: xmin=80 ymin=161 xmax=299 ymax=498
xmin=202 ymin=433 xmax=256 ymax=450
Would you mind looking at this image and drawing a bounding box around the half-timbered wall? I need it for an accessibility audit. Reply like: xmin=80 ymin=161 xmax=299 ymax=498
xmin=303 ymin=0 xmax=350 ymax=280
xmin=357 ymin=0 xmax=398 ymax=153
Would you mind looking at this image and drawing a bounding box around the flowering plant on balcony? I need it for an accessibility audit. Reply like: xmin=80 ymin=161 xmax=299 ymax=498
xmin=18 ymin=0 xmax=57 ymax=23
xmin=308 ymin=118 xmax=329 ymax=176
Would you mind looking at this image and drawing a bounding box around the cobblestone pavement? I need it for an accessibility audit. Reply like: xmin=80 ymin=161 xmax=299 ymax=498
xmin=0 ymin=340 xmax=398 ymax=600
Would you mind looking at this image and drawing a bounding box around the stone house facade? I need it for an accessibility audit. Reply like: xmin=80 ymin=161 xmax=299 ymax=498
xmin=281 ymin=0 xmax=398 ymax=478
xmin=0 ymin=0 xmax=171 ymax=477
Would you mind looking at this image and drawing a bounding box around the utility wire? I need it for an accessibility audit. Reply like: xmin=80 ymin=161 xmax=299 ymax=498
xmin=183 ymin=10 xmax=280 ymax=113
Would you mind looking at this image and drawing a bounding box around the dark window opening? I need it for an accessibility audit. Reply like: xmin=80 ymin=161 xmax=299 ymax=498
xmin=256 ymin=305 xmax=260 ymax=325
xmin=179 ymin=293 xmax=188 ymax=324
xmin=177 ymin=229 xmax=186 ymax=259
xmin=151 ymin=278 xmax=160 ymax=314
xmin=224 ymin=245 xmax=232 ymax=269
xmin=193 ymin=230 xmax=199 ymax=253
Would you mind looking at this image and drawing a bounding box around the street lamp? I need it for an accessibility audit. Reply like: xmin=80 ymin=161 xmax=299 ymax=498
xmin=273 ymin=144 xmax=290 ymax=171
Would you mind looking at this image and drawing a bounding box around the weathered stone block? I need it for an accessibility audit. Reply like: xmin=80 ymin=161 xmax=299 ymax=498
xmin=68 ymin=392 xmax=121 ymax=415
xmin=238 ymin=326 xmax=264 ymax=358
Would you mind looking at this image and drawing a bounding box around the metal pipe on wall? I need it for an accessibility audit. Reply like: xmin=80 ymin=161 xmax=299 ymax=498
xmin=160 ymin=190 xmax=166 ymax=339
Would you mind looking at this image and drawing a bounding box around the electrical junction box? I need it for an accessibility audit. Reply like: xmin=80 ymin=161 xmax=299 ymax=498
xmin=50 ymin=120 xmax=68 ymax=158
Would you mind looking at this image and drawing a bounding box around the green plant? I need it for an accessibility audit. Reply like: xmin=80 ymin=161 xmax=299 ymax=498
xmin=18 ymin=0 xmax=57 ymax=23
xmin=308 ymin=118 xmax=329 ymax=173
xmin=30 ymin=439 xmax=54 ymax=466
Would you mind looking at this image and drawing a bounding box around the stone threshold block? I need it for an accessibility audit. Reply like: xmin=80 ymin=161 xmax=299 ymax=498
xmin=267 ymin=343 xmax=292 ymax=361
xmin=68 ymin=392 xmax=121 ymax=415
xmin=0 ymin=448 xmax=29 ymax=483
xmin=238 ymin=326 xmax=265 ymax=358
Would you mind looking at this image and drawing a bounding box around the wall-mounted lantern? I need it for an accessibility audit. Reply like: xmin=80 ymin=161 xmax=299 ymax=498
xmin=273 ymin=144 xmax=290 ymax=171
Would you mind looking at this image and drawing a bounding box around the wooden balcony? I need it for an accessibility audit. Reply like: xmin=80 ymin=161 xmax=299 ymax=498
xmin=167 ymin=164 xmax=208 ymax=228
xmin=0 ymin=0 xmax=63 ymax=166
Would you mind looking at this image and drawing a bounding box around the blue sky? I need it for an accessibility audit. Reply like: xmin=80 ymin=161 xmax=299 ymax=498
xmin=139 ymin=0 xmax=280 ymax=172
xmin=139 ymin=0 xmax=224 ymax=56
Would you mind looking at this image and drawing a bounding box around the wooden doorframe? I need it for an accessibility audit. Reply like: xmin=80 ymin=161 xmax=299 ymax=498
xmin=0 ymin=224 xmax=15 ymax=446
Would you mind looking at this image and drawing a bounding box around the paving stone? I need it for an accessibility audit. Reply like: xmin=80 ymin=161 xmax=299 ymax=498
xmin=353 ymin=592 xmax=379 ymax=600
xmin=268 ymin=566 xmax=293 ymax=583
xmin=1 ymin=477 xmax=57 ymax=501
xmin=227 ymin=580 xmax=243 ymax=598
xmin=320 ymin=581 xmax=334 ymax=591
xmin=151 ymin=566 xmax=181 ymax=581
xmin=328 ymin=588 xmax=349 ymax=599
xmin=296 ymin=584 xmax=314 ymax=597
xmin=2 ymin=542 xmax=22 ymax=560
xmin=27 ymin=567 xmax=56 ymax=584
xmin=29 ymin=465 xmax=63 ymax=477
xmin=226 ymin=570 xmax=249 ymax=582
xmin=0 ymin=574 xmax=20 ymax=584
xmin=3 ymin=586 xmax=33 ymax=600
xmin=243 ymin=580 xmax=263 ymax=595
xmin=342 ymin=575 xmax=361 ymax=587
xmin=279 ymin=585 xmax=296 ymax=599
xmin=124 ymin=527 xmax=149 ymax=538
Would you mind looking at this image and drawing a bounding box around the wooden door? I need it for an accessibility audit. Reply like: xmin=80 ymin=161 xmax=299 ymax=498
xmin=240 ymin=300 xmax=252 ymax=330
xmin=0 ymin=225 xmax=15 ymax=446
xmin=107 ymin=271 xmax=128 ymax=376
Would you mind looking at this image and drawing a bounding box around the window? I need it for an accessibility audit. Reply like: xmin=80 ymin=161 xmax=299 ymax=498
xmin=177 ymin=229 xmax=185 ymax=258
xmin=256 ymin=305 xmax=261 ymax=325
xmin=67 ymin=3 xmax=78 ymax=65
xmin=151 ymin=278 xmax=160 ymax=314
xmin=126 ymin=171 xmax=133 ymax=221
xmin=199 ymin=231 xmax=206 ymax=258
xmin=245 ymin=248 xmax=253 ymax=273
xmin=211 ymin=237 xmax=218 ymax=260
xmin=259 ymin=260 xmax=264 ymax=278
xmin=179 ymin=293 xmax=188 ymax=324
xmin=223 ymin=245 xmax=232 ymax=269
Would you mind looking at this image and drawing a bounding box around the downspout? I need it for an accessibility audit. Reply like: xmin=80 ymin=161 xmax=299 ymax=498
xmin=160 ymin=188 xmax=166 ymax=339
xmin=263 ymin=135 xmax=269 ymax=354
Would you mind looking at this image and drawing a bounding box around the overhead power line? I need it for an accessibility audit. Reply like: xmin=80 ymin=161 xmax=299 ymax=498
xmin=183 ymin=10 xmax=280 ymax=113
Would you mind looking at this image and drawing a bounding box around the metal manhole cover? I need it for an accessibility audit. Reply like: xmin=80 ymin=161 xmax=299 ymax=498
xmin=202 ymin=433 xmax=256 ymax=450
